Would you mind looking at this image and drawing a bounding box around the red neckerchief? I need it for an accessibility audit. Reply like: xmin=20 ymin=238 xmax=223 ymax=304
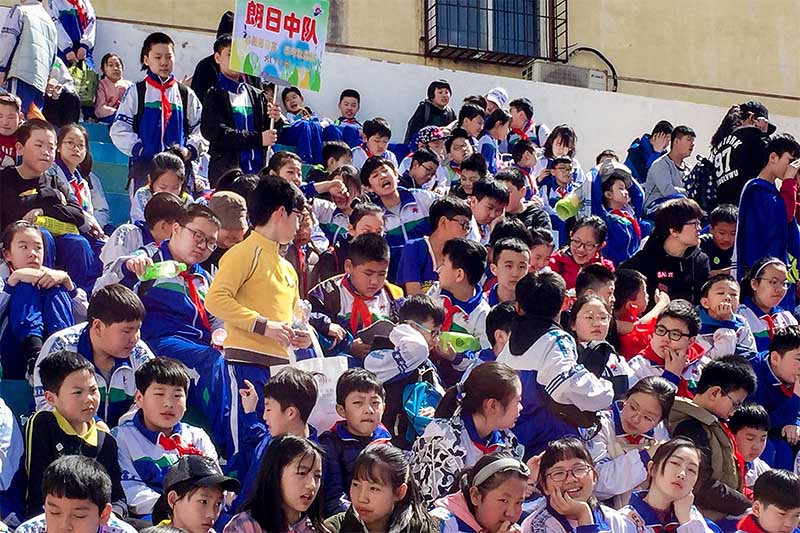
xmin=65 ymin=0 xmax=89 ymax=30
xmin=295 ymin=245 xmax=308 ymax=297
xmin=145 ymin=75 xmax=177 ymax=131
xmin=638 ymin=344 xmax=695 ymax=398
xmin=721 ymin=421 xmax=751 ymax=498
xmin=449 ymin=160 xmax=462 ymax=176
xmin=158 ymin=433 xmax=204 ymax=456
xmin=761 ymin=312 xmax=776 ymax=341
xmin=736 ymin=515 xmax=765 ymax=533
xmin=342 ymin=276 xmax=373 ymax=334
xmin=510 ymin=120 xmax=532 ymax=141
xmin=360 ymin=143 xmax=374 ymax=158
xmin=442 ymin=296 xmax=457 ymax=331
xmin=624 ymin=434 xmax=645 ymax=445
xmin=556 ymin=185 xmax=570 ymax=198
xmin=68 ymin=178 xmax=84 ymax=208
xmin=610 ymin=208 xmax=642 ymax=238
xmin=178 ymin=270 xmax=211 ymax=332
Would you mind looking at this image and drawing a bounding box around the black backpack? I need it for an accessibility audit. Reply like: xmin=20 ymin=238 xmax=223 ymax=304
xmin=684 ymin=154 xmax=717 ymax=212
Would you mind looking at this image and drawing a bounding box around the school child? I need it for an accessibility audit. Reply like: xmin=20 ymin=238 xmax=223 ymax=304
xmin=201 ymin=190 xmax=248 ymax=274
xmin=621 ymin=198 xmax=710 ymax=305
xmin=110 ymin=32 xmax=205 ymax=194
xmin=624 ymin=120 xmax=673 ymax=184
xmin=0 ymin=93 xmax=22 ymax=168
xmin=223 ymin=435 xmax=327 ymax=533
xmin=735 ymin=469 xmax=800 ymax=533
xmin=335 ymin=88 xmax=361 ymax=128
xmin=403 ymin=79 xmax=456 ymax=146
xmin=399 ymin=125 xmax=448 ymax=173
xmin=643 ymin=126 xmax=695 ymax=215
xmin=468 ymin=178 xmax=509 ymax=245
xmin=618 ymin=438 xmax=715 ymax=533
xmin=613 ymin=269 xmax=671 ymax=359
xmin=738 ymin=257 xmax=798 ymax=352
xmin=309 ymin=164 xmax=365 ymax=244
xmin=398 ymin=147 xmax=441 ymax=191
xmin=529 ymin=227 xmax=555 ymax=273
xmin=450 ymin=152 xmax=489 ymax=200
xmin=306 ymin=141 xmax=353 ymax=185
xmin=264 ymin=150 xmax=348 ymax=209
xmin=360 ymin=156 xmax=439 ymax=279
xmin=319 ymin=369 xmax=392 ymax=516
xmin=14 ymin=456 xmax=136 ymax=533
xmin=151 ymin=455 xmax=240 ymax=533
xmin=728 ymin=404 xmax=771 ymax=488
xmin=697 ymin=274 xmax=757 ymax=360
xmin=430 ymin=452 xmax=529 ymax=533
xmin=747 ymin=325 xmax=800 ymax=470
xmin=549 ymin=216 xmax=614 ymax=289
xmin=396 ymin=196 xmax=472 ymax=296
xmin=477 ymin=109 xmax=511 ymax=175
xmin=538 ymin=156 xmax=579 ymax=242
xmin=0 ymin=221 xmax=81 ymax=378
xmin=47 ymin=0 xmax=95 ymax=68
xmin=598 ymin=162 xmax=641 ymax=265
xmin=700 ymin=204 xmax=737 ymax=276
xmin=352 ymin=118 xmax=399 ymax=171
xmin=493 ymin=167 xmax=550 ymax=232
xmin=95 ymin=53 xmax=132 ymax=124
xmin=523 ymin=437 xmax=632 ymax=533
xmin=456 ymin=103 xmax=486 ymax=146
xmin=281 ymin=85 xmax=315 ymax=123
xmin=113 ymin=358 xmax=218 ymax=518
xmin=24 ymin=350 xmax=126 ymax=517
xmin=511 ymin=139 xmax=539 ymax=192
xmin=497 ymin=271 xmax=614 ymax=456
xmin=668 ymin=355 xmax=756 ymax=523
xmin=586 ymin=377 xmax=674 ymax=509
xmin=570 ymin=295 xmax=634 ymax=399
xmin=506 ymin=97 xmax=551 ymax=151
xmin=204 ymin=176 xmax=310 ymax=455
xmin=485 ymin=238 xmax=530 ymax=306
xmin=531 ymin=126 xmax=588 ymax=193
xmin=437 ymin=128 xmax=473 ymax=192
xmin=411 ymin=362 xmax=524 ymax=505
xmin=121 ymin=204 xmax=231 ymax=455
xmin=32 ymin=284 xmax=152 ymax=426
xmin=0 ymin=0 xmax=57 ymax=115
xmin=130 ymin=148 xmax=193 ymax=224
xmin=324 ymin=444 xmax=438 ymax=533
xmin=628 ymin=300 xmax=706 ymax=397
xmin=483 ymin=218 xmax=533 ymax=287
xmin=736 ymin=134 xmax=800 ymax=286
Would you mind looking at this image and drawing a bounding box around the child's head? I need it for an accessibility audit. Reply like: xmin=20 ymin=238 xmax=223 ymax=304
xmin=600 ymin=168 xmax=632 ymax=211
xmin=216 ymin=171 xmax=259 ymax=210
xmin=516 ymin=271 xmax=566 ymax=321
xmin=170 ymin=204 xmax=221 ymax=265
xmin=446 ymin=127 xmax=473 ymax=165
xmin=459 ymin=153 xmax=488 ymax=195
xmin=484 ymin=109 xmax=511 ymax=140
xmin=16 ymin=118 xmax=57 ymax=174
xmin=140 ymin=32 xmax=175 ymax=78
xmin=613 ymin=269 xmax=648 ymax=317
xmin=752 ymin=470 xmax=800 ymax=533
xmin=87 ymin=284 xmax=145 ymax=358
xmin=158 ymin=455 xmax=240 ymax=533
xmin=348 ymin=203 xmax=385 ymax=237
xmin=694 ymin=355 xmax=757 ymax=420
xmin=486 ymin=302 xmax=516 ymax=353
xmin=435 ymin=361 xmax=520 ymax=432
xmin=0 ymin=93 xmax=22 ymax=136
xmin=768 ymin=325 xmax=800 ymax=385
xmin=647 ymin=438 xmax=701 ymax=504
xmin=100 ymin=53 xmax=124 ymax=82
xmin=490 ymin=238 xmax=530 ymax=297
xmin=574 ymin=263 xmax=616 ymax=308
xmin=570 ymin=294 xmax=611 ymax=343
xmin=322 ymin=140 xmax=353 ymax=172
xmin=529 ymin=227 xmax=554 ymax=272
xmin=408 ymin=147 xmax=439 ymax=187
xmin=568 ymin=216 xmax=607 ymax=266
xmin=248 ymin=174 xmax=306 ymax=244
xmin=266 ymin=150 xmax=303 ymax=186
xmin=57 ymin=123 xmax=89 ymax=170
xmin=668 ymin=125 xmax=696 ymax=159
xmin=429 ymin=196 xmax=472 ymax=240
xmin=399 ymin=294 xmax=446 ymax=351
xmin=134 ymin=357 xmax=190 ymax=434
xmin=247 ymin=435 xmax=325 ymax=532
xmin=458 ymin=103 xmax=486 ymax=139
xmin=511 ymin=139 xmax=537 ymax=168
xmin=619 ymin=376 xmax=676 ymax=437
xmin=328 ymin=164 xmax=362 ymax=210
xmin=708 ymin=204 xmax=737 ymax=251
xmin=207 ymin=191 xmax=248 ymax=250
xmin=144 ymin=191 xmax=185 ymax=238
xmin=595 ymin=149 xmax=619 ymax=165
xmin=39 ymin=350 xmax=99 ymax=425
xmin=335 ymin=368 xmax=386 ymax=438
xmin=362 ymin=118 xmax=392 ymax=156
xmin=350 ymin=444 xmax=428 ymax=529
xmin=493 ymin=167 xmax=528 ymax=211
xmin=338 ymin=89 xmax=360 ymax=119
xmin=212 ymin=33 xmax=236 ymax=79
xmin=728 ymin=403 xmax=770 ymax=463
xmin=469 ymin=179 xmax=509 ymax=225
xmin=700 ymin=274 xmax=740 ymax=320
xmin=550 ymin=156 xmax=574 ymax=187
xmin=427 ymin=79 xmax=452 ymax=108
xmin=415 ymin=126 xmax=447 ymax=158
xmin=763 ymin=134 xmax=800 ymax=178
xmin=460 ymin=452 xmax=529 ymax=532
xmin=148 ymin=148 xmax=186 ymax=195
xmin=2 ymin=220 xmax=44 ymax=270
xmin=262 ymin=367 xmax=318 ymax=436
xmin=744 ymin=257 xmax=790 ymax=311
xmin=360 ymin=156 xmax=398 ymax=198
xmin=42 ymin=456 xmax=113 ymax=533
xmin=543 ymin=125 xmax=577 ymax=159
xmin=538 ymin=437 xmax=596 ymax=503
xmin=488 ymin=218 xmax=533 ymax=251
xmin=281 ymin=86 xmax=304 ymax=114
xmin=344 ymin=232 xmax=390 ymax=297
xmin=651 ymin=300 xmax=700 ymax=360
xmin=508 ymin=97 xmax=534 ymax=129
xmin=439 ymin=237 xmax=487 ymax=290
xmin=652 ymin=197 xmax=704 ymax=246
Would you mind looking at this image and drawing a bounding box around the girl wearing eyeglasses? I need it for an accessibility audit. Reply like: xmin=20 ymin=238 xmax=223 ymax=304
xmin=522 ymin=437 xmax=630 ymax=533
xmin=549 ymin=216 xmax=615 ymax=290
xmin=619 ymin=438 xmax=713 ymax=533
xmin=738 ymin=257 xmax=798 ymax=353
xmin=585 ymin=377 xmax=675 ymax=509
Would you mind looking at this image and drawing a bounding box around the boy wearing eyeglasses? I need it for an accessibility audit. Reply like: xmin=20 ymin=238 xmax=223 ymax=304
xmin=628 ymin=299 xmax=707 ymax=398
xmin=746 ymin=325 xmax=800 ymax=470
xmin=668 ymin=355 xmax=756 ymax=524
xmin=696 ymin=274 xmax=757 ymax=361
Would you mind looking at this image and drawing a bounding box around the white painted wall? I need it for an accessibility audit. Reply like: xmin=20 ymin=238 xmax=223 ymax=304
xmin=7 ymin=8 xmax=800 ymax=166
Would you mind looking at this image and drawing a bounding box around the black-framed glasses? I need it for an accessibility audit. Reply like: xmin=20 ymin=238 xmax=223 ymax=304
xmin=683 ymin=220 xmax=702 ymax=229
xmin=181 ymin=225 xmax=217 ymax=251
xmin=448 ymin=217 xmax=471 ymax=232
xmin=545 ymin=463 xmax=592 ymax=483
xmin=654 ymin=325 xmax=691 ymax=341
xmin=756 ymin=277 xmax=791 ymax=290
xmin=725 ymin=394 xmax=744 ymax=410
xmin=570 ymin=239 xmax=599 ymax=251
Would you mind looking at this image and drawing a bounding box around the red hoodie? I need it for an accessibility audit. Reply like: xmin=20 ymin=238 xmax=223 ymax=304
xmin=549 ymin=248 xmax=615 ymax=289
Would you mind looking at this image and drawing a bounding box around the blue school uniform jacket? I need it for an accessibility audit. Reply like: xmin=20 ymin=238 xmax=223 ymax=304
xmin=747 ymin=351 xmax=800 ymax=433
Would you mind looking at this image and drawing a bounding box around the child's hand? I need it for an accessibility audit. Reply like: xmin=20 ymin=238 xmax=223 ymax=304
xmin=673 ymin=492 xmax=694 ymax=525
xmin=327 ymin=323 xmax=346 ymax=346
xmin=782 ymin=425 xmax=800 ymax=445
xmin=238 ymin=379 xmax=258 ymax=415
xmin=664 ymin=348 xmax=688 ymax=376
xmin=651 ymin=131 xmax=671 ymax=152
xmin=291 ymin=328 xmax=312 ymax=349
xmin=266 ymin=101 xmax=282 ymax=122
xmin=349 ymin=338 xmax=372 ymax=359
xmin=715 ymin=301 xmax=734 ymax=320
xmin=418 ymin=406 xmax=435 ymax=418
xmin=496 ymin=522 xmax=522 ymax=533
xmin=6 ymin=268 xmax=43 ymax=286
xmin=263 ymin=321 xmax=294 ymax=347
xmin=66 ymin=51 xmax=77 ymax=65
xmin=654 ymin=288 xmax=670 ymax=308
xmin=525 ymin=453 xmax=543 ymax=498
xmin=261 ymin=129 xmax=277 ymax=147
xmin=37 ymin=268 xmax=73 ymax=291
xmin=327 ymin=179 xmax=348 ymax=198
xmin=125 ymin=256 xmax=153 ymax=277
xmin=22 ymin=208 xmax=43 ymax=223
xmin=784 ymin=159 xmax=800 ymax=181
xmin=76 ymin=48 xmax=86 ymax=61
xmin=536 ymin=168 xmax=551 ymax=184
xmin=433 ymin=341 xmax=456 ymax=362
xmin=550 ymin=488 xmax=593 ymax=525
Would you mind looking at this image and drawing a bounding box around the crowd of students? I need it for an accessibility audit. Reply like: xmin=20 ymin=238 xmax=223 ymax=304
xmin=0 ymin=2 xmax=799 ymax=533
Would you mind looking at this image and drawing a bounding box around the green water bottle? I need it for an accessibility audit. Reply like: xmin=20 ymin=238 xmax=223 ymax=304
xmin=138 ymin=260 xmax=187 ymax=281
xmin=440 ymin=331 xmax=482 ymax=353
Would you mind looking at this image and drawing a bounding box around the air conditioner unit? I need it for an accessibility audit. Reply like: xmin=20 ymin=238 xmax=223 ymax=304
xmin=522 ymin=61 xmax=608 ymax=91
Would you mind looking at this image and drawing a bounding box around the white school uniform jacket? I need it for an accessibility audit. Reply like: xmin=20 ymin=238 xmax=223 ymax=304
xmin=522 ymin=497 xmax=635 ymax=533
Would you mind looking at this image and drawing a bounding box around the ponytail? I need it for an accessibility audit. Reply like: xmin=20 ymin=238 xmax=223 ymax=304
xmin=434 ymin=362 xmax=520 ymax=419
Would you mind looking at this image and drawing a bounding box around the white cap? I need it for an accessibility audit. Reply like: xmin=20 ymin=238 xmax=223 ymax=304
xmin=485 ymin=87 xmax=509 ymax=108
